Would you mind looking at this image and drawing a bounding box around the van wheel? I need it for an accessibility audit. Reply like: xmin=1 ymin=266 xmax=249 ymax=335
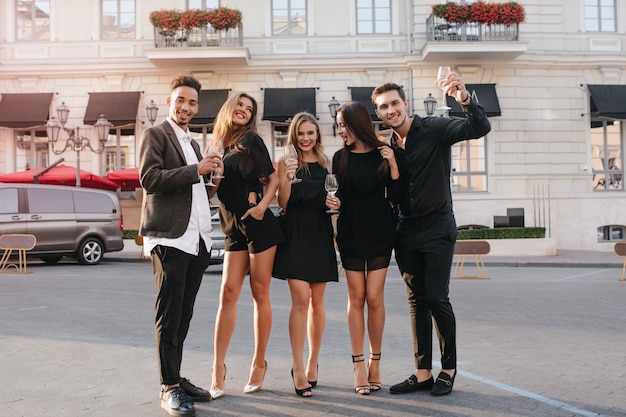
xmin=40 ymin=256 xmax=63 ymax=264
xmin=77 ymin=237 xmax=104 ymax=265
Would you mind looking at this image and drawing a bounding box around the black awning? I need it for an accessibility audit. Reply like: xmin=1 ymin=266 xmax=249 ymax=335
xmin=262 ymin=88 xmax=317 ymax=122
xmin=189 ymin=89 xmax=230 ymax=126
xmin=0 ymin=93 xmax=54 ymax=129
xmin=588 ymin=84 xmax=626 ymax=120
xmin=84 ymin=91 xmax=141 ymax=127
xmin=350 ymin=86 xmax=381 ymax=121
xmin=447 ymin=84 xmax=501 ymax=118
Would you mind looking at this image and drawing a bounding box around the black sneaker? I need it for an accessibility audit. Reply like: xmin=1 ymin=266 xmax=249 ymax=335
xmin=180 ymin=377 xmax=212 ymax=402
xmin=160 ymin=386 xmax=195 ymax=417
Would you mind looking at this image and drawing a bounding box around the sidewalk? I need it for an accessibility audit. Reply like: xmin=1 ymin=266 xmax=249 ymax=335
xmin=111 ymin=239 xmax=625 ymax=268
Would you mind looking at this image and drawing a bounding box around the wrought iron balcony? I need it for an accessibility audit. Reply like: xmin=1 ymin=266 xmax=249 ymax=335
xmin=153 ymin=23 xmax=243 ymax=48
xmin=426 ymin=15 xmax=520 ymax=42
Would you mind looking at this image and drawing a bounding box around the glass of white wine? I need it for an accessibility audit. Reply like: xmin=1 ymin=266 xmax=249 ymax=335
xmin=285 ymin=144 xmax=302 ymax=184
xmin=325 ymin=174 xmax=339 ymax=214
xmin=436 ymin=66 xmax=452 ymax=110
xmin=209 ymin=140 xmax=225 ymax=179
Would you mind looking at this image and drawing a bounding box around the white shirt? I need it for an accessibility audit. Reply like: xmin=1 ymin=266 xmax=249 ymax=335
xmin=143 ymin=118 xmax=212 ymax=256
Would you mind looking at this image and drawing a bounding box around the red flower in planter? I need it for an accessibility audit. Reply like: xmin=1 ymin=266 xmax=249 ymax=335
xmin=206 ymin=7 xmax=242 ymax=31
xmin=149 ymin=9 xmax=181 ymax=31
xmin=179 ymin=9 xmax=211 ymax=30
xmin=433 ymin=1 xmax=525 ymax=25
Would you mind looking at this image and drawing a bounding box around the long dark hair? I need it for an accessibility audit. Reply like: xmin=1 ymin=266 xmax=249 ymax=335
xmin=336 ymin=101 xmax=389 ymax=182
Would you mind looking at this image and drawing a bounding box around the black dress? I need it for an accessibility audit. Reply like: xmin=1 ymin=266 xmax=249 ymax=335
xmin=217 ymin=132 xmax=284 ymax=253
xmin=273 ymin=162 xmax=339 ymax=283
xmin=333 ymin=148 xmax=397 ymax=262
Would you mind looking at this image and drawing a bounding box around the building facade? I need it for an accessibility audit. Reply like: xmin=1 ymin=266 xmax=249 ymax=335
xmin=0 ymin=0 xmax=624 ymax=251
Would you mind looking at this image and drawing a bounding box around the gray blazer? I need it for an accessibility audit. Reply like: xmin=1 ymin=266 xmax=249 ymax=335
xmin=138 ymin=120 xmax=210 ymax=238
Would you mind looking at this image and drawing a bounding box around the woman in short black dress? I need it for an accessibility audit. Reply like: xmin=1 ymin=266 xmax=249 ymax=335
xmin=209 ymin=92 xmax=284 ymax=400
xmin=273 ymin=112 xmax=338 ymax=397
xmin=331 ymin=102 xmax=400 ymax=395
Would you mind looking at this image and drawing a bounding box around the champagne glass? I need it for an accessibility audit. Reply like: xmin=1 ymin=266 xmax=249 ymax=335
xmin=325 ymin=174 xmax=339 ymax=214
xmin=209 ymin=140 xmax=225 ymax=179
xmin=285 ymin=144 xmax=302 ymax=184
xmin=436 ymin=66 xmax=452 ymax=110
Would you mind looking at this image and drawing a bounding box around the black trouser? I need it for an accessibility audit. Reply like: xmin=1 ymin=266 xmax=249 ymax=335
xmin=394 ymin=214 xmax=457 ymax=370
xmin=152 ymin=240 xmax=210 ymax=385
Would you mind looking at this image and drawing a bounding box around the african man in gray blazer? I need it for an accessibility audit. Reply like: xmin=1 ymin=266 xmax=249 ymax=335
xmin=139 ymin=75 xmax=223 ymax=417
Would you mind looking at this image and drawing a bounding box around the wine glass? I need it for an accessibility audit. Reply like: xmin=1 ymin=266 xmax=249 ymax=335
xmin=436 ymin=66 xmax=452 ymax=110
xmin=209 ymin=140 xmax=225 ymax=179
xmin=325 ymin=174 xmax=339 ymax=214
xmin=285 ymin=144 xmax=302 ymax=184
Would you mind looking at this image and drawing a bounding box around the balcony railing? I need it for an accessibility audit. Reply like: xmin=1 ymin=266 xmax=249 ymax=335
xmin=426 ymin=15 xmax=519 ymax=42
xmin=153 ymin=23 xmax=243 ymax=48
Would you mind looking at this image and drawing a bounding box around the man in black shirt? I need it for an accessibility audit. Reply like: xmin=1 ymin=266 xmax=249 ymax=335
xmin=372 ymin=75 xmax=490 ymax=396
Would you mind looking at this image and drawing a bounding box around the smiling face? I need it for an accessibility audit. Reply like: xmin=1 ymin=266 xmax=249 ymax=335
xmin=336 ymin=111 xmax=357 ymax=147
xmin=232 ymin=96 xmax=254 ymax=128
xmin=373 ymin=89 xmax=409 ymax=129
xmin=166 ymin=86 xmax=199 ymax=129
xmin=295 ymin=120 xmax=318 ymax=153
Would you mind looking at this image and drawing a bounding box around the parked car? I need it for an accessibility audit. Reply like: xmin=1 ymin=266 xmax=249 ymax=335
xmin=209 ymin=206 xmax=225 ymax=265
xmin=0 ymin=183 xmax=124 ymax=265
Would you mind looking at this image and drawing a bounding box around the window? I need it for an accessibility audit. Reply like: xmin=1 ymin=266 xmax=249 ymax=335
xmin=105 ymin=147 xmax=128 ymax=172
xmin=272 ymin=0 xmax=306 ymax=35
xmin=16 ymin=0 xmax=50 ymax=41
xmin=597 ymin=225 xmax=625 ymax=242
xmin=16 ymin=130 xmax=49 ymax=170
xmin=73 ymin=191 xmax=115 ymax=213
xmin=451 ymin=138 xmax=487 ymax=192
xmin=592 ymin=121 xmax=623 ymax=191
xmin=0 ymin=189 xmax=19 ymax=214
xmin=188 ymin=0 xmax=219 ymax=8
xmin=102 ymin=0 xmax=135 ymax=39
xmin=356 ymin=0 xmax=391 ymax=34
xmin=585 ymin=0 xmax=616 ymax=32
xmin=27 ymin=188 xmax=74 ymax=213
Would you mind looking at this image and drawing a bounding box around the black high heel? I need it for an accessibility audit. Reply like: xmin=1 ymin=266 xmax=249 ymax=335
xmin=352 ymin=354 xmax=370 ymax=395
xmin=291 ymin=368 xmax=312 ymax=397
xmin=308 ymin=364 xmax=318 ymax=388
xmin=368 ymin=352 xmax=381 ymax=391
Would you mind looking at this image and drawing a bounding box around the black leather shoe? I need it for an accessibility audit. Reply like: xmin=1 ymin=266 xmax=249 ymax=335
xmin=389 ymin=375 xmax=434 ymax=394
xmin=160 ymin=386 xmax=195 ymax=416
xmin=180 ymin=378 xmax=212 ymax=402
xmin=431 ymin=371 xmax=455 ymax=396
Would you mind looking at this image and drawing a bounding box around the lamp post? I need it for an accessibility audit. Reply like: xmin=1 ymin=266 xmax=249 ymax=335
xmin=328 ymin=96 xmax=340 ymax=137
xmin=45 ymin=102 xmax=110 ymax=187
xmin=424 ymin=93 xmax=437 ymax=117
xmin=146 ymin=100 xmax=159 ymax=126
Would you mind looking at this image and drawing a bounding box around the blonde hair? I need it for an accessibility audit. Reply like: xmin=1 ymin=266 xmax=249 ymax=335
xmin=287 ymin=112 xmax=328 ymax=172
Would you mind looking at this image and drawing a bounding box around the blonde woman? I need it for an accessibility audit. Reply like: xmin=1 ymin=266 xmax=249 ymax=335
xmin=273 ymin=112 xmax=339 ymax=397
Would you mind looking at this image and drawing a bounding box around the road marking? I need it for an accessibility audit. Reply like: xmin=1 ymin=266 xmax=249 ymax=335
xmin=459 ymin=369 xmax=603 ymax=417
xmin=17 ymin=306 xmax=47 ymax=311
xmin=556 ymin=269 xmax=609 ymax=281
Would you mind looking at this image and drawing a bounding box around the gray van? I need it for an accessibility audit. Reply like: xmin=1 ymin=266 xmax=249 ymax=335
xmin=0 ymin=183 xmax=124 ymax=265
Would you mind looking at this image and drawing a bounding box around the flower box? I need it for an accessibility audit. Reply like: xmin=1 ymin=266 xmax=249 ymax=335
xmin=432 ymin=1 xmax=525 ymax=25
xmin=149 ymin=7 xmax=242 ymax=32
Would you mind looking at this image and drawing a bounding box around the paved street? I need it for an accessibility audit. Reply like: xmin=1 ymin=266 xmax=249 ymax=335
xmin=1 ymin=250 xmax=625 ymax=417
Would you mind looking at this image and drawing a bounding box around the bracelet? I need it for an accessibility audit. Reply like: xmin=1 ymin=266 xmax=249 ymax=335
xmin=459 ymin=95 xmax=471 ymax=106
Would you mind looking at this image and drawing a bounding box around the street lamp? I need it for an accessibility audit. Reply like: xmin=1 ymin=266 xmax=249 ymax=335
xmin=146 ymin=100 xmax=159 ymax=126
xmin=424 ymin=93 xmax=437 ymax=116
xmin=328 ymin=96 xmax=340 ymax=137
xmin=46 ymin=102 xmax=110 ymax=187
